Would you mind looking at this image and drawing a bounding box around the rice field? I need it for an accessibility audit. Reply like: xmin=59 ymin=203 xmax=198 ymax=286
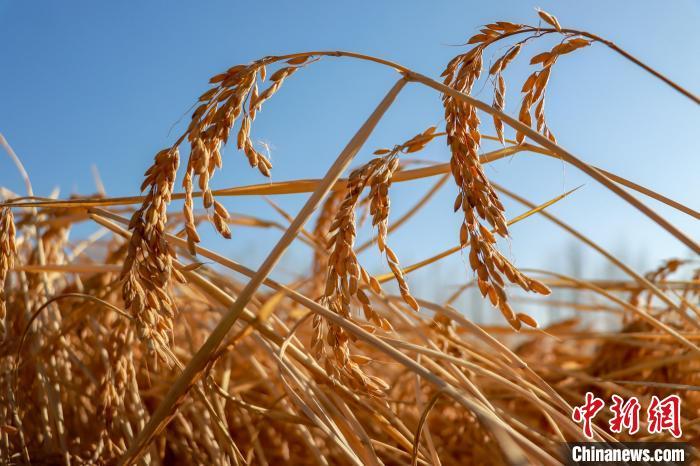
xmin=0 ymin=9 xmax=698 ymax=465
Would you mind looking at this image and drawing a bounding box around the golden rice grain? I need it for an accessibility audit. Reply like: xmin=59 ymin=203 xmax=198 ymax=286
xmin=0 ymin=207 xmax=16 ymax=336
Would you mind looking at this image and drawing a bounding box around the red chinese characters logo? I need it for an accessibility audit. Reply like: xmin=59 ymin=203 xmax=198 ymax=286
xmin=572 ymin=392 xmax=605 ymax=439
xmin=609 ymin=394 xmax=641 ymax=435
xmin=571 ymin=393 xmax=682 ymax=439
xmin=647 ymin=395 xmax=682 ymax=438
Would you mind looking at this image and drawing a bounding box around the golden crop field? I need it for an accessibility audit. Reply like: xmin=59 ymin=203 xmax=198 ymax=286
xmin=0 ymin=6 xmax=698 ymax=465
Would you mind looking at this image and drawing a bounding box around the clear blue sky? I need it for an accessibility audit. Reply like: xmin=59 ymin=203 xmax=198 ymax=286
xmin=1 ymin=1 xmax=698 ymax=312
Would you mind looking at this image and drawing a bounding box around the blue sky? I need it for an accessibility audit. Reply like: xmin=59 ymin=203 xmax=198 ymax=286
xmin=1 ymin=1 xmax=698 ymax=315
